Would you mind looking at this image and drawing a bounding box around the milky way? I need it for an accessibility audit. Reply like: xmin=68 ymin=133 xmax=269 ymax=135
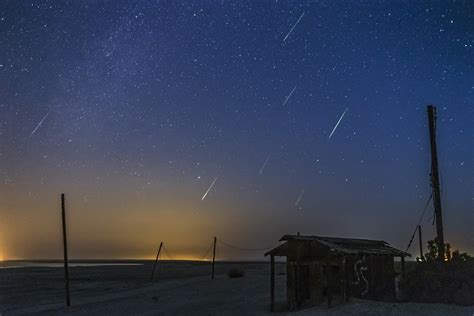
xmin=1 ymin=1 xmax=472 ymax=259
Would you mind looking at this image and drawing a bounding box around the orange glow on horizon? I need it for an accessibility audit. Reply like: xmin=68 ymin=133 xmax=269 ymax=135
xmin=0 ymin=235 xmax=3 ymax=261
xmin=161 ymin=257 xmax=211 ymax=262
xmin=143 ymin=254 xmax=211 ymax=262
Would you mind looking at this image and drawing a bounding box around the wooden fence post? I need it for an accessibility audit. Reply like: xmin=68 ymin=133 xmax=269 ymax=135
xmin=150 ymin=242 xmax=163 ymax=281
xmin=61 ymin=193 xmax=71 ymax=306
xmin=212 ymin=237 xmax=217 ymax=279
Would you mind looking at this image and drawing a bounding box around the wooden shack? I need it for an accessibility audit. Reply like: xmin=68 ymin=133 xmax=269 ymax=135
xmin=265 ymin=234 xmax=410 ymax=311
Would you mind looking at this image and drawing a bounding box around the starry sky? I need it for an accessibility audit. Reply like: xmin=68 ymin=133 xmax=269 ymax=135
xmin=0 ymin=1 xmax=472 ymax=260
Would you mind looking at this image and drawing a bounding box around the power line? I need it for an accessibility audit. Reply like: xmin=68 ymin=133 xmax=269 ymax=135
xmin=217 ymin=238 xmax=276 ymax=251
xmin=405 ymin=193 xmax=433 ymax=252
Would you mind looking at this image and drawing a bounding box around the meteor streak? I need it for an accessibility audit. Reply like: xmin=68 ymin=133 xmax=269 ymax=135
xmin=328 ymin=107 xmax=348 ymax=139
xmin=259 ymin=155 xmax=271 ymax=175
xmin=295 ymin=189 xmax=305 ymax=207
xmin=283 ymin=12 xmax=305 ymax=42
xmin=282 ymin=86 xmax=297 ymax=106
xmin=29 ymin=111 xmax=50 ymax=137
xmin=201 ymin=177 xmax=218 ymax=201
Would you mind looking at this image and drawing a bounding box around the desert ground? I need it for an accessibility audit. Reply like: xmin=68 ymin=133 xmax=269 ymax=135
xmin=1 ymin=261 xmax=473 ymax=315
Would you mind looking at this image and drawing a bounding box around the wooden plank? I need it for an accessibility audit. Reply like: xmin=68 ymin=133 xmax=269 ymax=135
xmin=326 ymin=255 xmax=332 ymax=308
xmin=341 ymin=256 xmax=347 ymax=303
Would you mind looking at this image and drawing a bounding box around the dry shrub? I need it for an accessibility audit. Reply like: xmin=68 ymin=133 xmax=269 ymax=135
xmin=227 ymin=268 xmax=244 ymax=278
xmin=399 ymin=260 xmax=474 ymax=306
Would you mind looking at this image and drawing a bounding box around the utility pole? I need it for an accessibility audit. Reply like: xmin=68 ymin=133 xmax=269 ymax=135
xmin=61 ymin=193 xmax=71 ymax=306
xmin=427 ymin=105 xmax=445 ymax=261
xmin=150 ymin=242 xmax=163 ymax=281
xmin=211 ymin=237 xmax=217 ymax=279
xmin=418 ymin=225 xmax=424 ymax=261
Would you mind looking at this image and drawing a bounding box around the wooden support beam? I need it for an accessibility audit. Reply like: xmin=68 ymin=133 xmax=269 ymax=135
xmin=401 ymin=256 xmax=405 ymax=276
xmin=327 ymin=256 xmax=332 ymax=308
xmin=270 ymin=255 xmax=275 ymax=312
xmin=341 ymin=256 xmax=347 ymax=303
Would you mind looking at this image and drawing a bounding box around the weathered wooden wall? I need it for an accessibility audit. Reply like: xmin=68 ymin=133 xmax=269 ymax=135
xmin=286 ymin=253 xmax=396 ymax=310
xmin=346 ymin=255 xmax=396 ymax=300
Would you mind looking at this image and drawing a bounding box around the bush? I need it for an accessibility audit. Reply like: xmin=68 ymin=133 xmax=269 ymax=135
xmin=399 ymin=260 xmax=474 ymax=306
xmin=227 ymin=268 xmax=244 ymax=278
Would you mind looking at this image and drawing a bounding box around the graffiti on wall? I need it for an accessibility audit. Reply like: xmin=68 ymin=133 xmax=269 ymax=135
xmin=352 ymin=256 xmax=369 ymax=296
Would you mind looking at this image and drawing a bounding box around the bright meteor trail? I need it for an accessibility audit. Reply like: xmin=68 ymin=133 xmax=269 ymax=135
xmin=29 ymin=111 xmax=50 ymax=137
xmin=283 ymin=12 xmax=305 ymax=42
xmin=328 ymin=107 xmax=348 ymax=139
xmin=282 ymin=86 xmax=297 ymax=106
xmin=201 ymin=177 xmax=218 ymax=201
xmin=295 ymin=189 xmax=305 ymax=207
xmin=259 ymin=155 xmax=271 ymax=175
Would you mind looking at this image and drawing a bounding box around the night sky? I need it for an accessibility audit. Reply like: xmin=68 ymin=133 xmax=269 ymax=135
xmin=1 ymin=1 xmax=472 ymax=260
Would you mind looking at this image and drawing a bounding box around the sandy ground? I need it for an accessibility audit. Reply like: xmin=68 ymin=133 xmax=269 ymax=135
xmin=1 ymin=261 xmax=473 ymax=315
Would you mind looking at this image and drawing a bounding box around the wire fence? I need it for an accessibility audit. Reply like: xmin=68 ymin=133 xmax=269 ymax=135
xmin=161 ymin=245 xmax=178 ymax=261
xmin=216 ymin=238 xmax=275 ymax=252
xmin=196 ymin=242 xmax=214 ymax=261
xmin=151 ymin=237 xmax=277 ymax=264
xmin=155 ymin=205 xmax=434 ymax=264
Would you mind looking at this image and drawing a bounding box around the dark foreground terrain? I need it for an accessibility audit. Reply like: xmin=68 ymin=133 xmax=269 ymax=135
xmin=1 ymin=261 xmax=473 ymax=315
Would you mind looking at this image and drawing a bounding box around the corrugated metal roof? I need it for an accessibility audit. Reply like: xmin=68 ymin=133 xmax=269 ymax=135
xmin=265 ymin=234 xmax=410 ymax=257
